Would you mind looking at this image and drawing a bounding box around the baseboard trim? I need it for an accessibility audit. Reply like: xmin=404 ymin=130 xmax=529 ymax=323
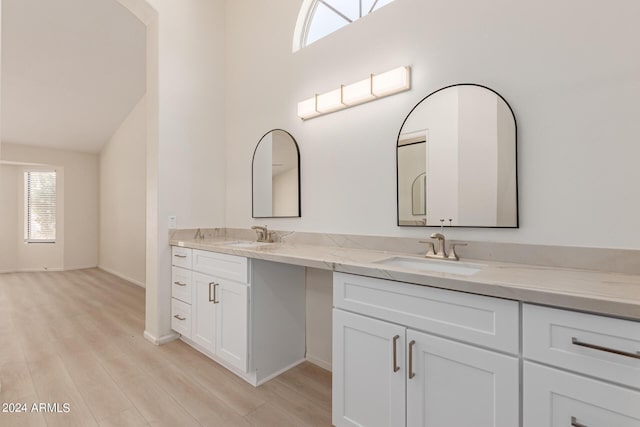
xmin=306 ymin=355 xmax=332 ymax=372
xmin=144 ymin=330 xmax=179 ymax=345
xmin=0 ymin=266 xmax=95 ymax=274
xmin=1 ymin=267 xmax=65 ymax=273
xmin=64 ymin=265 xmax=98 ymax=271
xmin=98 ymin=265 xmax=145 ymax=288
xmin=256 ymin=358 xmax=307 ymax=386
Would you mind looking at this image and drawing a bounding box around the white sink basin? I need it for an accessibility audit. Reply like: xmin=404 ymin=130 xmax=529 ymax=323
xmin=374 ymin=256 xmax=485 ymax=276
xmin=222 ymin=241 xmax=272 ymax=248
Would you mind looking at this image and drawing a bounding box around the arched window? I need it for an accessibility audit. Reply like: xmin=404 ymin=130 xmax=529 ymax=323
xmin=293 ymin=0 xmax=396 ymax=51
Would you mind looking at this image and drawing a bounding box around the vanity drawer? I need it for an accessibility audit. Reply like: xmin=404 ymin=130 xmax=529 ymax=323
xmin=524 ymin=362 xmax=640 ymax=426
xmin=193 ymin=249 xmax=248 ymax=283
xmin=333 ymin=272 xmax=519 ymax=354
xmin=172 ymin=246 xmax=192 ymax=269
xmin=171 ymin=267 xmax=192 ymax=304
xmin=523 ymin=304 xmax=640 ymax=389
xmin=171 ymin=298 xmax=191 ymax=338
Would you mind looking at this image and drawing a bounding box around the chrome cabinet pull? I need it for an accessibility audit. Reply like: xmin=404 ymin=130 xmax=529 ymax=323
xmin=174 ymin=254 xmax=187 ymax=258
xmin=408 ymin=340 xmax=416 ymax=379
xmin=213 ymin=283 xmax=220 ymax=304
xmin=572 ymin=337 xmax=640 ymax=360
xmin=173 ymin=315 xmax=186 ymax=321
xmin=174 ymin=281 xmax=187 ymax=287
xmin=392 ymin=335 xmax=400 ymax=373
xmin=209 ymin=282 xmax=216 ymax=302
xmin=571 ymin=416 xmax=588 ymax=427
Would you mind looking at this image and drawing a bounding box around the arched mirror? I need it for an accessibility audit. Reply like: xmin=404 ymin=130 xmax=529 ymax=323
xmin=397 ymin=84 xmax=518 ymax=227
xmin=252 ymin=129 xmax=301 ymax=218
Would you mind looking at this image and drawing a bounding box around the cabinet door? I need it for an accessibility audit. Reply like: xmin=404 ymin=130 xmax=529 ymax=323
xmin=192 ymin=272 xmax=217 ymax=354
xmin=333 ymin=309 xmax=406 ymax=427
xmin=216 ymin=279 xmax=248 ymax=372
xmin=524 ymin=362 xmax=640 ymax=427
xmin=407 ymin=330 xmax=519 ymax=427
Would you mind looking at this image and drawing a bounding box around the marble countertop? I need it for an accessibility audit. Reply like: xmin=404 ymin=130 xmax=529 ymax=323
xmin=170 ymin=238 xmax=640 ymax=320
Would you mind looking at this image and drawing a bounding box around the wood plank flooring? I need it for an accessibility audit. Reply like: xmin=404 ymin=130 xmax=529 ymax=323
xmin=0 ymin=269 xmax=332 ymax=427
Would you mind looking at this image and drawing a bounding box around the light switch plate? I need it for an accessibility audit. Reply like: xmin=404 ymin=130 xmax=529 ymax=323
xmin=168 ymin=215 xmax=177 ymax=229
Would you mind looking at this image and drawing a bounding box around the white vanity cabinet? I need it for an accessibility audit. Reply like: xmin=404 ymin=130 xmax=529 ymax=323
xmin=215 ymin=276 xmax=248 ymax=371
xmin=332 ymin=272 xmax=520 ymax=427
xmin=523 ymin=304 xmax=640 ymax=427
xmin=191 ymin=273 xmax=249 ymax=372
xmin=191 ymin=271 xmax=248 ymax=371
xmin=333 ymin=309 xmax=407 ymax=427
xmin=171 ymin=246 xmax=305 ymax=385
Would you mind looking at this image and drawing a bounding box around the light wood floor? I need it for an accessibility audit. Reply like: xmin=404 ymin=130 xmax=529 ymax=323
xmin=0 ymin=269 xmax=332 ymax=427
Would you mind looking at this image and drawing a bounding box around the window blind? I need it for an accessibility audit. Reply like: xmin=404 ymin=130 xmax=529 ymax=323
xmin=25 ymin=171 xmax=57 ymax=243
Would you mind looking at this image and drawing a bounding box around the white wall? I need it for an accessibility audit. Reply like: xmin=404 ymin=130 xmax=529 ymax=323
xmin=99 ymin=96 xmax=147 ymax=287
xmin=1 ymin=143 xmax=98 ymax=270
xmin=224 ymin=0 xmax=640 ymax=250
xmin=305 ymin=268 xmax=332 ymax=371
xmin=0 ymin=164 xmax=17 ymax=272
xmin=138 ymin=0 xmax=227 ymax=341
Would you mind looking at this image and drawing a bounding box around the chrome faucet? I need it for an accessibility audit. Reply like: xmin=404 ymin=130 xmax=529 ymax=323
xmin=429 ymin=233 xmax=447 ymax=259
xmin=251 ymin=225 xmax=274 ymax=243
xmin=420 ymin=232 xmax=467 ymax=261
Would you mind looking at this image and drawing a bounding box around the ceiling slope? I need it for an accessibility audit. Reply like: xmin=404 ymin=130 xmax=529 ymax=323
xmin=2 ymin=0 xmax=146 ymax=153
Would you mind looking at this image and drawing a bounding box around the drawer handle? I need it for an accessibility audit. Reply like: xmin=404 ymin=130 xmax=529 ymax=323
xmin=392 ymin=335 xmax=400 ymax=373
xmin=174 ymin=254 xmax=187 ymax=258
xmin=173 ymin=315 xmax=186 ymax=321
xmin=408 ymin=340 xmax=416 ymax=379
xmin=572 ymin=337 xmax=640 ymax=360
xmin=571 ymin=416 xmax=588 ymax=427
xmin=174 ymin=281 xmax=187 ymax=287
xmin=209 ymin=282 xmax=220 ymax=303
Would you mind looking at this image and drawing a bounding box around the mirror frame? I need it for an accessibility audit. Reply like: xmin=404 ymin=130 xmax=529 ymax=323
xmin=396 ymin=83 xmax=519 ymax=228
xmin=251 ymin=128 xmax=302 ymax=219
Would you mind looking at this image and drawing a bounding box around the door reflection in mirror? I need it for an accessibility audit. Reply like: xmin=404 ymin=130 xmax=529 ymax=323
xmin=252 ymin=129 xmax=301 ymax=218
xmin=397 ymin=84 xmax=518 ymax=228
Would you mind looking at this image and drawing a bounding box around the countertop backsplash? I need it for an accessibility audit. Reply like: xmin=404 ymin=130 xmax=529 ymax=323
xmin=169 ymin=227 xmax=640 ymax=275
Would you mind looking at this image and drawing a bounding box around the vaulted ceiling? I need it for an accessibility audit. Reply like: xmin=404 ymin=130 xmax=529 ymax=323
xmin=2 ymin=0 xmax=146 ymax=153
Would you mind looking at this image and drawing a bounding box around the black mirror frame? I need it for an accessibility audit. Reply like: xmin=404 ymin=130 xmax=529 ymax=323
xmin=251 ymin=128 xmax=302 ymax=219
xmin=396 ymin=83 xmax=519 ymax=228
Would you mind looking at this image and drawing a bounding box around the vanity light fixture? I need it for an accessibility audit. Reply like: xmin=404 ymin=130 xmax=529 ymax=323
xmin=297 ymin=66 xmax=411 ymax=120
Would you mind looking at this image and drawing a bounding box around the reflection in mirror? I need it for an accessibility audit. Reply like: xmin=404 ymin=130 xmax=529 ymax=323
xmin=397 ymin=84 xmax=518 ymax=227
xmin=252 ymin=129 xmax=301 ymax=218
xmin=412 ymin=173 xmax=426 ymax=216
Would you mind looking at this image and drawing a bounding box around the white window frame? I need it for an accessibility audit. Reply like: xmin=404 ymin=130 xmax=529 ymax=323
xmin=24 ymin=169 xmax=57 ymax=244
xmin=293 ymin=0 xmax=396 ymax=51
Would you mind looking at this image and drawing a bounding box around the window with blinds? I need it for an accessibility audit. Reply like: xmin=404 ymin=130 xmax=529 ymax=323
xmin=24 ymin=171 xmax=57 ymax=243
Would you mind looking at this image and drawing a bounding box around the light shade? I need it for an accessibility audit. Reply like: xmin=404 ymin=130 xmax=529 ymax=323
xmin=316 ymin=88 xmax=344 ymax=113
xmin=373 ymin=66 xmax=411 ymax=97
xmin=298 ymin=66 xmax=411 ymax=120
xmin=297 ymin=97 xmax=319 ymax=119
xmin=342 ymin=78 xmax=375 ymax=106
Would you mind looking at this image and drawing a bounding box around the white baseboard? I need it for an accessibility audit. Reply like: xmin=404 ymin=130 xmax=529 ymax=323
xmin=64 ymin=265 xmax=98 ymax=271
xmin=306 ymin=355 xmax=332 ymax=372
xmin=8 ymin=267 xmax=65 ymax=273
xmin=144 ymin=330 xmax=180 ymax=345
xmin=98 ymin=265 xmax=145 ymax=288
xmin=256 ymin=358 xmax=307 ymax=386
xmin=0 ymin=266 xmax=94 ymax=274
